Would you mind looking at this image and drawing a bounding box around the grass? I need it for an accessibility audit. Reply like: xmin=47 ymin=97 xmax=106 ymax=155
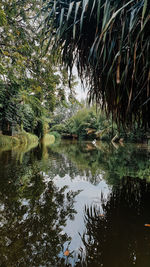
xmin=0 ymin=131 xmax=39 ymax=148
xmin=41 ymin=134 xmax=55 ymax=146
xmin=17 ymin=132 xmax=39 ymax=145
xmin=0 ymin=135 xmax=20 ymax=147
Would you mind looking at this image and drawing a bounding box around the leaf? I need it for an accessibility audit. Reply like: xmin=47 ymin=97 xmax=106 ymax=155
xmin=102 ymin=0 xmax=110 ymax=32
xmin=64 ymin=250 xmax=69 ymax=256
xmin=59 ymin=8 xmax=64 ymax=28
xmin=142 ymin=0 xmax=147 ymax=21
xmin=116 ymin=55 xmax=121 ymax=84
xmin=74 ymin=1 xmax=81 ymax=22
xmin=100 ymin=0 xmax=134 ymax=38
xmin=73 ymin=24 xmax=76 ymax=39
xmin=80 ymin=0 xmax=88 ymax=31
xmin=90 ymin=0 xmax=96 ymax=19
xmin=73 ymin=1 xmax=81 ymax=38
xmin=97 ymin=0 xmax=102 ymax=28
xmin=67 ymin=1 xmax=74 ymax=21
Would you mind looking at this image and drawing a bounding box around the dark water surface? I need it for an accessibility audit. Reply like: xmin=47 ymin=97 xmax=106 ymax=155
xmin=0 ymin=140 xmax=150 ymax=267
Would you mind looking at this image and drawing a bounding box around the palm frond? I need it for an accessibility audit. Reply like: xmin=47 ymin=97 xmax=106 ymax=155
xmin=41 ymin=0 xmax=150 ymax=129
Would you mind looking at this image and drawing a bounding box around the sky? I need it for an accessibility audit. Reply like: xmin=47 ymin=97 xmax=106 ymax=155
xmin=73 ymin=66 xmax=88 ymax=101
xmin=74 ymin=80 xmax=87 ymax=101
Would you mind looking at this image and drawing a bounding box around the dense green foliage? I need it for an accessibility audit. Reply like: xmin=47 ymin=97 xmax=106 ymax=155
xmin=41 ymin=0 xmax=150 ymax=129
xmin=51 ymin=106 xmax=113 ymax=139
xmin=0 ymin=131 xmax=38 ymax=147
xmin=0 ymin=0 xmax=76 ymax=138
xmin=50 ymin=141 xmax=150 ymax=183
xmin=51 ymin=104 xmax=149 ymax=141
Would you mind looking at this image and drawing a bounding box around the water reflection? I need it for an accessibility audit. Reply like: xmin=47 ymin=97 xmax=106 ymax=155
xmin=75 ymin=177 xmax=150 ymax=267
xmin=50 ymin=140 xmax=150 ymax=184
xmin=0 ymin=140 xmax=150 ymax=266
xmin=0 ymin=161 xmax=80 ymax=266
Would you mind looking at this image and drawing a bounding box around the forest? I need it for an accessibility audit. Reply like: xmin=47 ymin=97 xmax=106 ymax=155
xmin=0 ymin=0 xmax=77 ymax=146
xmin=0 ymin=0 xmax=150 ymax=147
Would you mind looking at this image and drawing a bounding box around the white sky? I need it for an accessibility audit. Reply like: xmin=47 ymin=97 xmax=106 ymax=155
xmin=73 ymin=66 xmax=88 ymax=101
xmin=74 ymin=80 xmax=88 ymax=101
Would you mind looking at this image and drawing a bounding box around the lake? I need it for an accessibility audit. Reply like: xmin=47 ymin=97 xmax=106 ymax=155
xmin=0 ymin=140 xmax=150 ymax=267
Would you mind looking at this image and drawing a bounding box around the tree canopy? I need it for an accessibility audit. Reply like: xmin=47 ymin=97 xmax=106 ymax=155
xmin=41 ymin=0 xmax=150 ymax=129
xmin=0 ymin=0 xmax=76 ymax=136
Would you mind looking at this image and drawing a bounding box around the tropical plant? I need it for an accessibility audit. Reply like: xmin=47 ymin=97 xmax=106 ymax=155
xmin=51 ymin=105 xmax=113 ymax=139
xmin=0 ymin=0 xmax=75 ymax=137
xmin=41 ymin=0 xmax=150 ymax=130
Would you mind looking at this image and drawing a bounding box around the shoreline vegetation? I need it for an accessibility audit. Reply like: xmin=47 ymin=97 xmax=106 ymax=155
xmin=0 ymin=130 xmax=149 ymax=151
xmin=0 ymin=132 xmax=55 ymax=163
xmin=0 ymin=132 xmax=56 ymax=149
xmin=0 ymin=132 xmax=38 ymax=147
xmin=41 ymin=134 xmax=55 ymax=146
xmin=50 ymin=108 xmax=150 ymax=144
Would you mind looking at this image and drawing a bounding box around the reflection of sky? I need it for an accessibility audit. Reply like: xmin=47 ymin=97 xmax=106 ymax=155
xmin=54 ymin=174 xmax=111 ymax=253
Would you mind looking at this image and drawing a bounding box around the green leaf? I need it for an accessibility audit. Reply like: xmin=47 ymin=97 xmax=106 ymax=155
xmin=67 ymin=1 xmax=75 ymax=21
xmin=80 ymin=0 xmax=88 ymax=31
xmin=142 ymin=0 xmax=147 ymax=21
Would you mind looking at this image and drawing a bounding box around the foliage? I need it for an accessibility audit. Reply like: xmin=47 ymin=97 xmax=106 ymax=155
xmin=41 ymin=0 xmax=150 ymax=130
xmin=50 ymin=124 xmax=67 ymax=134
xmin=17 ymin=131 xmax=39 ymax=145
xmin=0 ymin=0 xmax=76 ymax=137
xmin=51 ymin=103 xmax=150 ymax=141
xmin=0 ymin=159 xmax=79 ymax=266
xmin=0 ymin=134 xmax=20 ymax=147
xmin=52 ymin=99 xmax=82 ymax=125
xmin=66 ymin=107 xmax=96 ymax=138
xmin=50 ymin=141 xmax=150 ymax=183
xmin=49 ymin=131 xmax=61 ymax=141
xmin=41 ymin=134 xmax=55 ymax=145
xmin=51 ymin=106 xmax=113 ymax=139
xmin=0 ymin=131 xmax=38 ymax=147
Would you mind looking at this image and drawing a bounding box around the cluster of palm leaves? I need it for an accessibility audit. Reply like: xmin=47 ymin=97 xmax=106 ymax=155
xmin=41 ymin=0 xmax=150 ymax=129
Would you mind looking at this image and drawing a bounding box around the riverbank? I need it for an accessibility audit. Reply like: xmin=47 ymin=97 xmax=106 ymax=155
xmin=0 ymin=132 xmax=39 ymax=148
xmin=0 ymin=132 xmax=58 ymax=150
xmin=41 ymin=134 xmax=55 ymax=146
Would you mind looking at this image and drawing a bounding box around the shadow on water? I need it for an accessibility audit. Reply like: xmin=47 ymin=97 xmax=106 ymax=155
xmin=0 ymin=140 xmax=150 ymax=266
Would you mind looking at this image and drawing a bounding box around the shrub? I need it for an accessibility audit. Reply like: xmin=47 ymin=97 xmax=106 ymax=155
xmin=49 ymin=131 xmax=61 ymax=140
xmin=0 ymin=131 xmax=38 ymax=147
xmin=41 ymin=134 xmax=55 ymax=145
xmin=50 ymin=124 xmax=66 ymax=133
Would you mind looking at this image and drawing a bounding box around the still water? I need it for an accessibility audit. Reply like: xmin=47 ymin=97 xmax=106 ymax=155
xmin=0 ymin=140 xmax=150 ymax=267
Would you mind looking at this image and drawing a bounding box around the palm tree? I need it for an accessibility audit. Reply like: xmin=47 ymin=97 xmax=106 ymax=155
xmin=41 ymin=0 xmax=150 ymax=130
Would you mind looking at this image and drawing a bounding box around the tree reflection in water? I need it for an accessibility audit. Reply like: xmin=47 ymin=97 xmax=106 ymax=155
xmin=0 ymin=141 xmax=150 ymax=267
xmin=0 ymin=166 xmax=80 ymax=267
xmin=75 ymin=177 xmax=150 ymax=267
